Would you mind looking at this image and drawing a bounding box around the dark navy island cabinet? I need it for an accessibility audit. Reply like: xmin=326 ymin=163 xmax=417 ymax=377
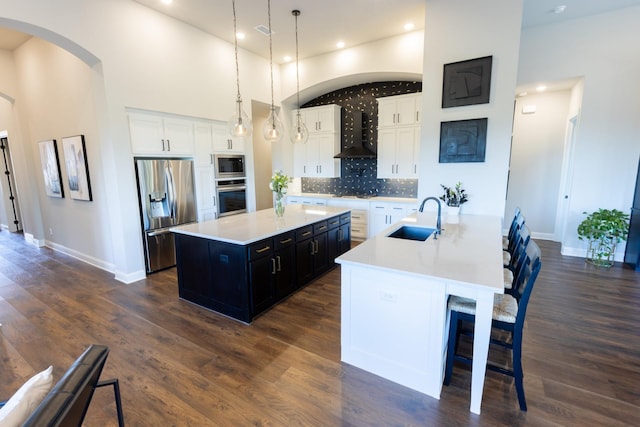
xmin=624 ymin=158 xmax=640 ymax=271
xmin=174 ymin=213 xmax=351 ymax=323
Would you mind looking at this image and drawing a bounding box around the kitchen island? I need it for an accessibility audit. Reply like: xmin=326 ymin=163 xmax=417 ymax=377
xmin=171 ymin=205 xmax=351 ymax=323
xmin=335 ymin=212 xmax=504 ymax=414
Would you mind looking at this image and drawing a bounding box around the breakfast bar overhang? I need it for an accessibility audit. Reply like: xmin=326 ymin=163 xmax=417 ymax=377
xmin=335 ymin=212 xmax=504 ymax=414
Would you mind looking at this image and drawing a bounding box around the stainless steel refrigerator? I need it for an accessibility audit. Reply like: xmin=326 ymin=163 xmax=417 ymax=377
xmin=135 ymin=158 xmax=196 ymax=273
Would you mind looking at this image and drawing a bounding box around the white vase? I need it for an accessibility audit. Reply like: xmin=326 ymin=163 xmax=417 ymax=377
xmin=447 ymin=206 xmax=460 ymax=224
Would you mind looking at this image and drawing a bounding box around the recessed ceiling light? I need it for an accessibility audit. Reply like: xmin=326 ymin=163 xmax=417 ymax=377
xmin=518 ymin=91 xmax=528 ymax=97
xmin=236 ymin=32 xmax=245 ymax=40
xmin=161 ymin=0 xmax=173 ymax=5
xmin=336 ymin=41 xmax=345 ymax=49
xmin=536 ymin=85 xmax=547 ymax=92
xmin=404 ymin=23 xmax=415 ymax=31
xmin=283 ymin=55 xmax=292 ymax=62
xmin=552 ymin=5 xmax=567 ymax=14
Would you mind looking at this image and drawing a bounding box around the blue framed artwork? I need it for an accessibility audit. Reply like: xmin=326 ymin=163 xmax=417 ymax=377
xmin=439 ymin=118 xmax=487 ymax=163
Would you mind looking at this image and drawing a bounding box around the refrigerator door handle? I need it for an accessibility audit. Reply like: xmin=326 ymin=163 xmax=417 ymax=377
xmin=147 ymin=228 xmax=173 ymax=237
xmin=165 ymin=164 xmax=177 ymax=220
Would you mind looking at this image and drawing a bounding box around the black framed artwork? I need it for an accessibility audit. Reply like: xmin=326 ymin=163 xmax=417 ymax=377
xmin=439 ymin=118 xmax=488 ymax=163
xmin=38 ymin=139 xmax=64 ymax=198
xmin=62 ymin=135 xmax=93 ymax=201
xmin=442 ymin=56 xmax=492 ymax=108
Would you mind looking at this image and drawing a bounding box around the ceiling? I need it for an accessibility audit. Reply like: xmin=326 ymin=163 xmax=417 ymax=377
xmin=1 ymin=0 xmax=640 ymax=63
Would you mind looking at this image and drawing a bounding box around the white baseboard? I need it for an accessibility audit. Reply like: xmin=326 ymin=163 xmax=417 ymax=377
xmin=24 ymin=233 xmax=45 ymax=247
xmin=561 ymin=245 xmax=626 ymax=262
xmin=115 ymin=269 xmax=147 ymax=284
xmin=21 ymin=234 xmax=147 ymax=284
xmin=45 ymin=239 xmax=117 ymax=273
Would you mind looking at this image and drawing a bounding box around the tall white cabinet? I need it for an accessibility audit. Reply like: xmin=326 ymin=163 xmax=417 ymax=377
xmin=293 ymin=104 xmax=341 ymax=178
xmin=376 ymin=93 xmax=421 ymax=179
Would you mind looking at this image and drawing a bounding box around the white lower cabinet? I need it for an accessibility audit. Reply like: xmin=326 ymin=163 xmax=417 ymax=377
xmin=327 ymin=199 xmax=369 ymax=241
xmin=286 ymin=196 xmax=327 ymax=206
xmin=369 ymin=202 xmax=411 ymax=236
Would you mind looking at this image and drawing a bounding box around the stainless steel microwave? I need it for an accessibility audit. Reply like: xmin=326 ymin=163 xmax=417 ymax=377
xmin=214 ymin=154 xmax=245 ymax=179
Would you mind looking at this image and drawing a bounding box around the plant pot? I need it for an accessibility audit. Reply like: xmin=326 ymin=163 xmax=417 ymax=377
xmin=447 ymin=206 xmax=460 ymax=224
xmin=586 ymin=237 xmax=617 ymax=268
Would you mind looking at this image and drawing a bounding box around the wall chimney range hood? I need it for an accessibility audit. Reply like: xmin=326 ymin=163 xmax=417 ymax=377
xmin=334 ymin=112 xmax=377 ymax=159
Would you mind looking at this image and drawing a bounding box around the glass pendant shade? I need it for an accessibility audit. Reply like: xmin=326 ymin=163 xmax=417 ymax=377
xmin=290 ymin=112 xmax=309 ymax=144
xmin=263 ymin=107 xmax=284 ymax=142
xmin=228 ymin=97 xmax=252 ymax=137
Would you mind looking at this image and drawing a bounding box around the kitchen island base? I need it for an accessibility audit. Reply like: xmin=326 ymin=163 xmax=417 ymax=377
xmin=173 ymin=206 xmax=351 ymax=323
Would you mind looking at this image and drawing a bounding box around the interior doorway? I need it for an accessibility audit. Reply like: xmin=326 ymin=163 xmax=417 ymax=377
xmin=0 ymin=136 xmax=23 ymax=232
xmin=505 ymin=89 xmax=572 ymax=241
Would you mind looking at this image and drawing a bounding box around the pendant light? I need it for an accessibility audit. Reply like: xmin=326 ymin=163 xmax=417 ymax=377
xmin=290 ymin=9 xmax=308 ymax=144
xmin=228 ymin=0 xmax=252 ymax=138
xmin=262 ymin=0 xmax=284 ymax=143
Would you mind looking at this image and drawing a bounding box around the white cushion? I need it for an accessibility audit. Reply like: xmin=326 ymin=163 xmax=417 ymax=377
xmin=502 ymin=236 xmax=509 ymax=249
xmin=0 ymin=365 xmax=53 ymax=427
xmin=503 ymin=251 xmax=511 ymax=266
xmin=503 ymin=268 xmax=514 ymax=289
xmin=448 ymin=294 xmax=518 ymax=323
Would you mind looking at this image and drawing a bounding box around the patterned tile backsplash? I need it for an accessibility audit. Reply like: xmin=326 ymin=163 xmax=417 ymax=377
xmin=300 ymin=81 xmax=421 ymax=198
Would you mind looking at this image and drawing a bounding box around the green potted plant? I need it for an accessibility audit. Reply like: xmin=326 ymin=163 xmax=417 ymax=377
xmin=439 ymin=182 xmax=468 ymax=216
xmin=577 ymin=208 xmax=630 ymax=268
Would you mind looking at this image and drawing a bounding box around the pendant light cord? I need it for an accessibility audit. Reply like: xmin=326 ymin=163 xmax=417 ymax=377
xmin=232 ymin=0 xmax=241 ymax=102
xmin=267 ymin=0 xmax=275 ymax=112
xmin=294 ymin=10 xmax=301 ymax=119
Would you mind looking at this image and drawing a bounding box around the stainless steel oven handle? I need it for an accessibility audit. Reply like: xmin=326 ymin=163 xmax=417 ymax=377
xmin=216 ymin=185 xmax=247 ymax=192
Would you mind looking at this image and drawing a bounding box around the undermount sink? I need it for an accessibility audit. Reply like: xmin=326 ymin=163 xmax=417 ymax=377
xmin=387 ymin=225 xmax=436 ymax=241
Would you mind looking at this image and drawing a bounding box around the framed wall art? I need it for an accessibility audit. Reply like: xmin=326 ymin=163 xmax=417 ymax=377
xmin=62 ymin=135 xmax=93 ymax=201
xmin=439 ymin=118 xmax=488 ymax=163
xmin=442 ymin=56 xmax=492 ymax=108
xmin=38 ymin=139 xmax=64 ymax=198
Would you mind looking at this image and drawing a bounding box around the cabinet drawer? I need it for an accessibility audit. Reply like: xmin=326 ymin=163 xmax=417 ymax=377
xmin=340 ymin=213 xmax=351 ymax=224
xmin=327 ymin=216 xmax=341 ymax=229
xmin=248 ymin=238 xmax=273 ymax=260
xmin=274 ymin=231 xmax=295 ymax=249
xmin=313 ymin=221 xmax=329 ymax=234
xmin=296 ymin=225 xmax=314 ymax=241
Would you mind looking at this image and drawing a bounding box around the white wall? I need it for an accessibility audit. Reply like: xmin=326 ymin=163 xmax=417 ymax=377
xmin=507 ymin=90 xmax=571 ymax=239
xmin=419 ymin=0 xmax=524 ymax=217
xmin=518 ymin=6 xmax=640 ymax=259
xmin=13 ymin=37 xmax=114 ymax=269
xmin=1 ymin=0 xmax=274 ymax=280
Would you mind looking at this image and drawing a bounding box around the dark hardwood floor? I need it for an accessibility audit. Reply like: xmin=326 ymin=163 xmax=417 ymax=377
xmin=0 ymin=231 xmax=639 ymax=426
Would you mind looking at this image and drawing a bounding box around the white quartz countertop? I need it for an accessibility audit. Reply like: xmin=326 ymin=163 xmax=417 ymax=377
xmin=336 ymin=213 xmax=504 ymax=291
xmin=171 ymin=205 xmax=350 ymax=245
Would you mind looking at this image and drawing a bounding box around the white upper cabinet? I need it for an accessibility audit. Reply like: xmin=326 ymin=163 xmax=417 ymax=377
xmin=376 ymin=93 xmax=421 ymax=179
xmin=293 ymin=104 xmax=341 ymax=178
xmin=129 ymin=112 xmax=195 ymax=156
xmin=295 ymin=104 xmax=341 ymax=134
xmin=377 ymin=93 xmax=421 ymax=127
xmin=212 ymin=125 xmax=245 ymax=153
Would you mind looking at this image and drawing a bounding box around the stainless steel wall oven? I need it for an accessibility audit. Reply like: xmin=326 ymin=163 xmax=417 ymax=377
xmin=216 ymin=178 xmax=247 ymax=217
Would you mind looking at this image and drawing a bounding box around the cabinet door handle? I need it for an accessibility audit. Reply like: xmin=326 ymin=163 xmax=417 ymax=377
xmin=309 ymin=241 xmax=315 ymax=255
xmin=210 ymin=154 xmax=214 ymax=164
xmin=167 ymin=139 xmax=171 ymax=151
xmin=301 ymin=231 xmax=312 ymax=237
xmin=276 ymin=255 xmax=281 ymax=272
xmin=314 ymin=240 xmax=319 ymax=253
xmin=416 ymin=111 xmax=419 ymax=122
xmin=279 ymin=237 xmax=293 ymax=244
xmin=213 ymin=196 xmax=216 ymax=207
xmin=338 ymin=229 xmax=343 ymax=241
xmin=271 ymin=258 xmax=277 ymax=275
xmin=161 ymin=139 xmax=166 ymax=151
xmin=318 ymin=225 xmax=327 ymax=231
xmin=256 ymin=246 xmax=271 ymax=253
